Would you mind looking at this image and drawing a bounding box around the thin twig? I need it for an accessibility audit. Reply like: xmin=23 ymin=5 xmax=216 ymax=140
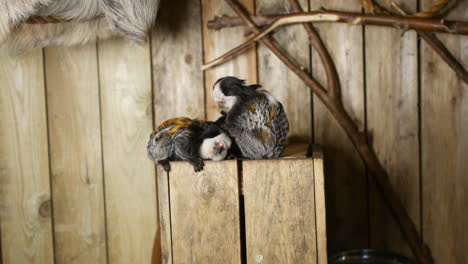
xmin=394 ymin=0 xmax=451 ymax=18
xmin=219 ymin=1 xmax=434 ymax=263
xmin=211 ymin=4 xmax=329 ymax=100
xmin=418 ymin=32 xmax=468 ymax=83
xmin=208 ymin=15 xmax=277 ymax=30
xmin=206 ymin=12 xmax=468 ymax=34
xmin=390 ymin=2 xmax=468 ymax=84
xmin=360 ymin=0 xmax=451 ymax=17
xmin=359 ymin=0 xmax=391 ymax=14
xmin=202 ymin=11 xmax=468 ymax=70
xmin=287 ymin=0 xmax=341 ymax=99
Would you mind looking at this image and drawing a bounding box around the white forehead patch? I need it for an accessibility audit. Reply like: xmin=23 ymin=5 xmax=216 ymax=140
xmin=212 ymin=82 xmax=224 ymax=103
xmin=199 ymin=133 xmax=232 ymax=161
xmin=222 ymin=96 xmax=237 ymax=112
xmin=212 ymin=81 xmax=237 ymax=112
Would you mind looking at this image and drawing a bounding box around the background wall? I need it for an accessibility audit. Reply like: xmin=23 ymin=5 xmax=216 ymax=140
xmin=0 ymin=0 xmax=466 ymax=263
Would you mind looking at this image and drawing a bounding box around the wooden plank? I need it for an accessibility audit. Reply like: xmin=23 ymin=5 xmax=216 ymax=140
xmin=0 ymin=49 xmax=54 ymax=264
xmin=44 ymin=44 xmax=107 ymax=264
xmin=256 ymin=0 xmax=312 ymax=143
xmin=281 ymin=143 xmax=310 ymax=159
xmin=156 ymin=167 xmax=172 ymax=264
xmin=313 ymin=151 xmax=327 ymax=264
xmin=421 ymin=1 xmax=468 ymax=263
xmin=0 ymin=227 xmax=2 ymax=264
xmin=202 ymin=0 xmax=257 ymax=120
xmin=169 ymin=161 xmax=240 ymax=264
xmin=365 ymin=1 xmax=420 ymax=256
xmin=243 ymin=159 xmax=317 ymax=264
xmin=152 ymin=3 xmax=205 ymax=263
xmin=151 ymin=0 xmax=205 ymax=123
xmin=98 ymin=38 xmax=157 ymax=264
xmin=310 ymin=0 xmax=368 ymax=252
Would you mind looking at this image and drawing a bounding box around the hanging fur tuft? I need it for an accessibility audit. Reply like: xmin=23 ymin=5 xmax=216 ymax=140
xmin=0 ymin=0 xmax=160 ymax=51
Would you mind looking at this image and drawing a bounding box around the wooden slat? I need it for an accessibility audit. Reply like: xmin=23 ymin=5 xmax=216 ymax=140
xmin=421 ymin=1 xmax=468 ymax=263
xmin=169 ymin=161 xmax=240 ymax=264
xmin=156 ymin=167 xmax=172 ymax=264
xmin=0 ymin=227 xmax=2 ymax=264
xmin=310 ymin=0 xmax=368 ymax=252
xmin=98 ymin=38 xmax=157 ymax=264
xmin=365 ymin=1 xmax=420 ymax=255
xmin=256 ymin=0 xmax=312 ymax=143
xmin=202 ymin=0 xmax=257 ymax=120
xmin=45 ymin=44 xmax=107 ymax=264
xmin=151 ymin=0 xmax=205 ymax=123
xmin=243 ymin=159 xmax=317 ymax=264
xmin=152 ymin=3 xmax=206 ymax=263
xmin=313 ymin=151 xmax=327 ymax=264
xmin=0 ymin=50 xmax=54 ymax=264
xmin=281 ymin=143 xmax=310 ymax=159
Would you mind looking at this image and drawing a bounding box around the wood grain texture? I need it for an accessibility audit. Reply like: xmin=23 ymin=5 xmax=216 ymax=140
xmin=256 ymin=0 xmax=312 ymax=143
xmin=45 ymin=44 xmax=107 ymax=264
xmin=202 ymin=0 xmax=257 ymax=120
xmin=310 ymin=0 xmax=368 ymax=253
xmin=421 ymin=2 xmax=468 ymax=263
xmin=281 ymin=143 xmax=310 ymax=158
xmin=156 ymin=166 xmax=172 ymax=264
xmin=0 ymin=49 xmax=54 ymax=264
xmin=98 ymin=38 xmax=157 ymax=264
xmin=313 ymin=151 xmax=327 ymax=264
xmin=152 ymin=0 xmax=205 ymax=123
xmin=365 ymin=1 xmax=420 ymax=256
xmin=169 ymin=161 xmax=240 ymax=264
xmin=243 ymin=159 xmax=317 ymax=264
xmin=0 ymin=227 xmax=2 ymax=264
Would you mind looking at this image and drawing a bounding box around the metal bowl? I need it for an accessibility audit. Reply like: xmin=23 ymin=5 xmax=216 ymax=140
xmin=329 ymin=249 xmax=413 ymax=264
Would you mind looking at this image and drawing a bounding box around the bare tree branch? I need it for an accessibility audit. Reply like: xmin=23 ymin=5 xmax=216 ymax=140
xmin=418 ymin=31 xmax=468 ymax=83
xmin=390 ymin=2 xmax=468 ymax=84
xmin=215 ymin=1 xmax=435 ymax=263
xmin=287 ymin=0 xmax=341 ymax=99
xmin=207 ymin=11 xmax=468 ymax=34
xmin=205 ymin=10 xmax=468 ymax=84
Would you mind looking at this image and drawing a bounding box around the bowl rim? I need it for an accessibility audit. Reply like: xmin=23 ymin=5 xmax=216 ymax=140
xmin=329 ymin=249 xmax=413 ymax=263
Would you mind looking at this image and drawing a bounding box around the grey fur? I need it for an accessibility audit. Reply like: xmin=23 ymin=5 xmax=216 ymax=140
xmin=147 ymin=124 xmax=204 ymax=172
xmin=222 ymin=90 xmax=289 ymax=159
xmin=0 ymin=0 xmax=159 ymax=51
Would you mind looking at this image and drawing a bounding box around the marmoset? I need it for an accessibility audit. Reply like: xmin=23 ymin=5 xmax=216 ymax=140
xmin=0 ymin=0 xmax=159 ymax=51
xmin=147 ymin=117 xmax=232 ymax=172
xmin=212 ymin=76 xmax=289 ymax=159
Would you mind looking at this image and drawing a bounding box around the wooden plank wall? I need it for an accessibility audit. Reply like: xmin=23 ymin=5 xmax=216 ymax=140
xmin=0 ymin=49 xmax=54 ymax=264
xmin=366 ymin=1 xmax=420 ymax=256
xmin=98 ymin=39 xmax=156 ymax=264
xmin=421 ymin=1 xmax=467 ymax=263
xmin=310 ymin=0 xmax=368 ymax=253
xmin=0 ymin=1 xmax=467 ymax=263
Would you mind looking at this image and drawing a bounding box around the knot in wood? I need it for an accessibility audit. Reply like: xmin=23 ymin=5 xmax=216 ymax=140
xmin=199 ymin=177 xmax=217 ymax=200
xmin=184 ymin=54 xmax=193 ymax=64
xmin=39 ymin=200 xmax=52 ymax=218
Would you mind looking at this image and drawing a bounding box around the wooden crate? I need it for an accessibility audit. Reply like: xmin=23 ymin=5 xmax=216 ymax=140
xmin=156 ymin=147 xmax=327 ymax=264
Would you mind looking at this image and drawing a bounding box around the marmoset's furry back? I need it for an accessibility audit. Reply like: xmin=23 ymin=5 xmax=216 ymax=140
xmin=0 ymin=0 xmax=160 ymax=51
